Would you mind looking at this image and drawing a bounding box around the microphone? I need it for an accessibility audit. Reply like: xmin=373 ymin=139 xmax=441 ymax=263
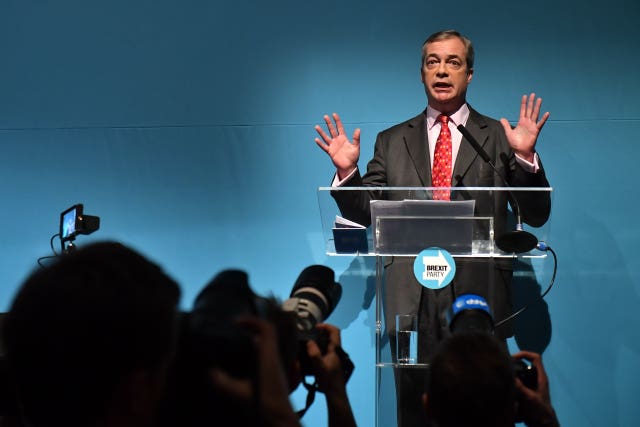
xmin=456 ymin=124 xmax=538 ymax=253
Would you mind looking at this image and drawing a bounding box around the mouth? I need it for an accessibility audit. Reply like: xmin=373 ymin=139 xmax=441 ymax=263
xmin=433 ymin=82 xmax=452 ymax=91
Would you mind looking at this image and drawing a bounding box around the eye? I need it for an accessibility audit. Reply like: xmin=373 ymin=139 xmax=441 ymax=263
xmin=447 ymin=59 xmax=462 ymax=70
xmin=425 ymin=59 xmax=439 ymax=69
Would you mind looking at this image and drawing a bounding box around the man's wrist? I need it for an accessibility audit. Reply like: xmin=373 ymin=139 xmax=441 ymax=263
xmin=337 ymin=167 xmax=357 ymax=181
xmin=514 ymin=151 xmax=540 ymax=173
xmin=517 ymin=151 xmax=535 ymax=163
xmin=333 ymin=167 xmax=358 ymax=186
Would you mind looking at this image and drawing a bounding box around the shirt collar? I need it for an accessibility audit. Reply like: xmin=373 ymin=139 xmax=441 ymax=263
xmin=425 ymin=103 xmax=470 ymax=130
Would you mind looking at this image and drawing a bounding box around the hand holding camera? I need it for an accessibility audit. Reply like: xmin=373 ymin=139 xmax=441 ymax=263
xmin=303 ymin=323 xmax=357 ymax=427
xmin=304 ymin=324 xmax=347 ymax=394
xmin=209 ymin=316 xmax=302 ymax=427
xmin=512 ymin=351 xmax=559 ymax=427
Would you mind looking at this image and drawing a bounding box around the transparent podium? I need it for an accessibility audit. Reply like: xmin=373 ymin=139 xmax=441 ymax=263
xmin=317 ymin=186 xmax=554 ymax=427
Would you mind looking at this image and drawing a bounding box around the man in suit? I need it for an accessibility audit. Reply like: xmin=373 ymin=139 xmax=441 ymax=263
xmin=315 ymin=29 xmax=551 ymax=427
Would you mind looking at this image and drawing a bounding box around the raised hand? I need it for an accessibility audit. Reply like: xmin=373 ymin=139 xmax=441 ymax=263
xmin=500 ymin=93 xmax=550 ymax=163
xmin=315 ymin=113 xmax=361 ymax=180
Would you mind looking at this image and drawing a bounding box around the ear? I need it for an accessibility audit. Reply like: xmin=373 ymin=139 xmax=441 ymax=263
xmin=466 ymin=67 xmax=474 ymax=84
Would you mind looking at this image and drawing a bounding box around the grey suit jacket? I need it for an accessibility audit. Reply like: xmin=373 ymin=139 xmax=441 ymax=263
xmin=332 ymin=106 xmax=551 ymax=340
xmin=333 ymin=106 xmax=550 ymax=224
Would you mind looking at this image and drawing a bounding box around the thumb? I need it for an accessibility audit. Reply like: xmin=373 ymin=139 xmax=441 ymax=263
xmin=499 ymin=118 xmax=512 ymax=134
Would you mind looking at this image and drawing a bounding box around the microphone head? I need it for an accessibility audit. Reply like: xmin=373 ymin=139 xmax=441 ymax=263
xmin=496 ymin=230 xmax=538 ymax=253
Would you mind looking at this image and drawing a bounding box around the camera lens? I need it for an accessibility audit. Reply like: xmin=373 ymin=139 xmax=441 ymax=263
xmin=447 ymin=294 xmax=494 ymax=335
xmin=281 ymin=265 xmax=342 ymax=332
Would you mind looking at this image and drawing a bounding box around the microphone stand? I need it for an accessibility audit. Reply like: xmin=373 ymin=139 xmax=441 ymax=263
xmin=456 ymin=124 xmax=538 ymax=254
xmin=455 ymin=125 xmax=559 ymax=327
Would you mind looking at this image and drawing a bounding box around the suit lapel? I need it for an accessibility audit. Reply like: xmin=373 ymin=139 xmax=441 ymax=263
xmin=402 ymin=113 xmax=431 ymax=186
xmin=452 ymin=107 xmax=489 ymax=186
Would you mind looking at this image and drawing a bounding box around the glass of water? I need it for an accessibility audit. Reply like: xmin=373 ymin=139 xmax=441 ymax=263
xmin=395 ymin=313 xmax=418 ymax=364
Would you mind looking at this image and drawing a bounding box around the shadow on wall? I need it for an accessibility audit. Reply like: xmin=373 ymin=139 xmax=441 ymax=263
xmin=331 ymin=256 xmax=376 ymax=329
xmin=512 ymin=258 xmax=553 ymax=354
xmin=552 ymin=210 xmax=640 ymax=426
xmin=330 ymin=257 xmax=377 ymax=330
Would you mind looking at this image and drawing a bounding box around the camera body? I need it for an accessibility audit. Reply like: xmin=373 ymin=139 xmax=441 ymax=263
xmin=512 ymin=358 xmax=538 ymax=390
xmin=184 ymin=270 xmax=293 ymax=380
xmin=156 ymin=270 xmax=299 ymax=426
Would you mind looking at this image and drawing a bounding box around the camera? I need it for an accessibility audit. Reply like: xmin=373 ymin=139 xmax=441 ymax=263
xmin=157 ymin=266 xmax=353 ymax=425
xmin=185 ymin=266 xmax=354 ymax=382
xmin=512 ymin=358 xmax=538 ymax=390
xmin=184 ymin=269 xmax=293 ymax=380
xmin=281 ymin=265 xmax=354 ymax=382
xmin=156 ymin=269 xmax=301 ymax=426
xmin=59 ymin=204 xmax=100 ymax=252
xmin=447 ymin=294 xmax=538 ymax=390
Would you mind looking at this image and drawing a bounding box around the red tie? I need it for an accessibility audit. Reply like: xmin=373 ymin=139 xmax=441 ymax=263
xmin=432 ymin=115 xmax=452 ymax=200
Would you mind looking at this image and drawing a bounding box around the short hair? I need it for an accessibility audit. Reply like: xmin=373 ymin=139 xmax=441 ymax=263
xmin=421 ymin=29 xmax=475 ymax=71
xmin=3 ymin=241 xmax=181 ymax=427
xmin=426 ymin=332 xmax=515 ymax=427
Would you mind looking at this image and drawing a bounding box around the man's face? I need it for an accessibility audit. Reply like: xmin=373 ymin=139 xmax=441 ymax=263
xmin=421 ymin=37 xmax=473 ymax=114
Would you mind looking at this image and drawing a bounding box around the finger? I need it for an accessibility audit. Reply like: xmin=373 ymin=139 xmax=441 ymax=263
xmin=512 ymin=350 xmax=540 ymax=365
xmin=316 ymin=323 xmax=341 ymax=346
xmin=531 ymin=97 xmax=543 ymax=121
xmin=315 ymin=125 xmax=331 ymax=144
xmin=514 ymin=376 xmax=537 ymax=400
xmin=306 ymin=340 xmax=328 ymax=377
xmin=519 ymin=94 xmax=527 ymax=119
xmin=324 ymin=114 xmax=338 ymax=138
xmin=353 ymin=128 xmax=361 ymax=147
xmin=527 ymin=93 xmax=536 ymax=119
xmin=315 ymin=137 xmax=330 ymax=153
xmin=306 ymin=339 xmax=322 ymax=360
xmin=333 ymin=112 xmax=345 ymax=135
xmin=537 ymin=111 xmax=550 ymax=130
xmin=234 ymin=316 xmax=279 ymax=355
xmin=209 ymin=368 xmax=252 ymax=400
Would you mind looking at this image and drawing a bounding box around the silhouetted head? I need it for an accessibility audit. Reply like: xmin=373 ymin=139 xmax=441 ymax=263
xmin=3 ymin=241 xmax=181 ymax=427
xmin=425 ymin=332 xmax=516 ymax=427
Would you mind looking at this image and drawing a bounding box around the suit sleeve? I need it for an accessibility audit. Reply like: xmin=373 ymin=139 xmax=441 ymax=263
xmin=499 ymin=131 xmax=552 ymax=228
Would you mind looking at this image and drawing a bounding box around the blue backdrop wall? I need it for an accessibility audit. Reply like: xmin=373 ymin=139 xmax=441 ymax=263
xmin=1 ymin=1 xmax=639 ymax=426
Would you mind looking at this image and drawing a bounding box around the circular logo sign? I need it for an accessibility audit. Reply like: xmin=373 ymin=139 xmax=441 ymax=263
xmin=413 ymin=247 xmax=456 ymax=289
